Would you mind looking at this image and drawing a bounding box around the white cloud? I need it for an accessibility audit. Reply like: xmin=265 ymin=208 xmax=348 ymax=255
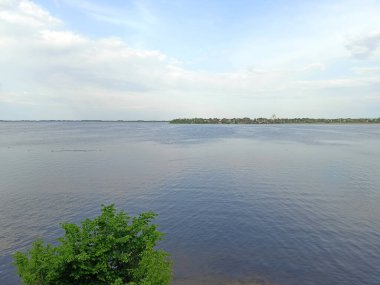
xmin=0 ymin=0 xmax=379 ymax=119
xmin=296 ymin=78 xmax=378 ymax=89
xmin=352 ymin=66 xmax=380 ymax=74
xmin=345 ymin=31 xmax=380 ymax=59
xmin=0 ymin=0 xmax=61 ymax=27
xmin=39 ymin=30 xmax=88 ymax=48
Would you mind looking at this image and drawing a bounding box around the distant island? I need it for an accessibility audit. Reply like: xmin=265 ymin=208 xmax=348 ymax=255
xmin=170 ymin=117 xmax=380 ymax=124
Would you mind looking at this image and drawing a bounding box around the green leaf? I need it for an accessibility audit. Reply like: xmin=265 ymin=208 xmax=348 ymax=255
xmin=13 ymin=205 xmax=172 ymax=285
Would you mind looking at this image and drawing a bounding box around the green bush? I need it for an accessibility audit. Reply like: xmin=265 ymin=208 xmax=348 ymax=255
xmin=14 ymin=205 xmax=172 ymax=285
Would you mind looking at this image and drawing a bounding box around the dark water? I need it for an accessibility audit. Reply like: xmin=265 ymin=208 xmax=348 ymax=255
xmin=0 ymin=122 xmax=379 ymax=285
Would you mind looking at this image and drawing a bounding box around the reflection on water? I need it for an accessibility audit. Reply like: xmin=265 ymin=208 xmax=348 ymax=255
xmin=0 ymin=122 xmax=380 ymax=285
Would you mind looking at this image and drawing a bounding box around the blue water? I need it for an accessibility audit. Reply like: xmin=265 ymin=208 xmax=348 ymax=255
xmin=0 ymin=122 xmax=379 ymax=285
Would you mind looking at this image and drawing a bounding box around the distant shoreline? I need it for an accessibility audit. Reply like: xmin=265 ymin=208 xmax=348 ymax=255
xmin=170 ymin=117 xmax=380 ymax=124
xmin=1 ymin=117 xmax=380 ymax=124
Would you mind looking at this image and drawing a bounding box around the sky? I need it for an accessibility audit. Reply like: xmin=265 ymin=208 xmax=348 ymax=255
xmin=0 ymin=0 xmax=379 ymax=120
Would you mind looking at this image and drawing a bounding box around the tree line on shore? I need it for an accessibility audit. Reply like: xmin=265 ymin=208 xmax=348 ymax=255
xmin=170 ymin=117 xmax=380 ymax=124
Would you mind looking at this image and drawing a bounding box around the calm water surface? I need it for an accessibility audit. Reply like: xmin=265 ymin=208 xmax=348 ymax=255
xmin=0 ymin=122 xmax=379 ymax=285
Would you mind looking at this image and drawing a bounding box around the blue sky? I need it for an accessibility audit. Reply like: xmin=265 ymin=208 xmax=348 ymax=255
xmin=0 ymin=0 xmax=379 ymax=119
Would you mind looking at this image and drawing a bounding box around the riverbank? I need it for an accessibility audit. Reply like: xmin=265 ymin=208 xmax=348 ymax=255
xmin=170 ymin=117 xmax=380 ymax=124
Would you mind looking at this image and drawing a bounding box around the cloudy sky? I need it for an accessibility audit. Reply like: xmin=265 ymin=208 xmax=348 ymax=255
xmin=0 ymin=0 xmax=380 ymax=120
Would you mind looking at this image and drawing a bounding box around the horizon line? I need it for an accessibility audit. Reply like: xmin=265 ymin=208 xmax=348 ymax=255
xmin=1 ymin=116 xmax=380 ymax=122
